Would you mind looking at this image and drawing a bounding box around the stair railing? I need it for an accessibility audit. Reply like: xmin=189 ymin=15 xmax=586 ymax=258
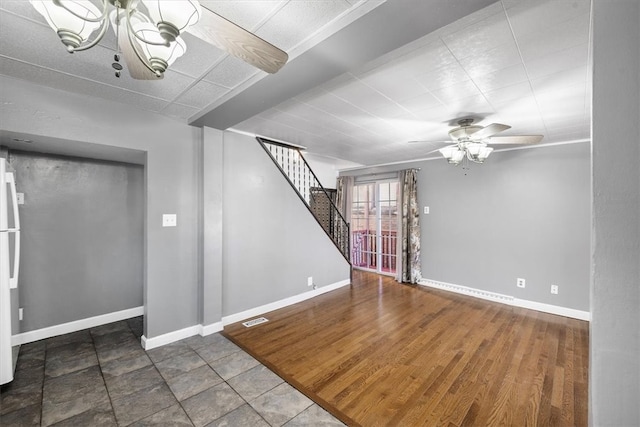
xmin=256 ymin=137 xmax=351 ymax=264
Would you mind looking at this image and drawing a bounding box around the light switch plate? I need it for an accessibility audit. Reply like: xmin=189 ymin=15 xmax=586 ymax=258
xmin=424 ymin=206 xmax=430 ymax=214
xmin=162 ymin=214 xmax=177 ymax=227
xmin=16 ymin=192 xmax=24 ymax=205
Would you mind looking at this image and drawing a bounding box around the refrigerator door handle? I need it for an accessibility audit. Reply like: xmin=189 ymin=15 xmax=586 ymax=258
xmin=5 ymin=173 xmax=20 ymax=289
xmin=9 ymin=230 xmax=19 ymax=289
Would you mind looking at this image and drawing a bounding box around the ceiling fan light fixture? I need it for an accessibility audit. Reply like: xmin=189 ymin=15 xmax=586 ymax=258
xmin=477 ymin=146 xmax=493 ymax=162
xmin=140 ymin=0 xmax=202 ymax=42
xmin=30 ymin=0 xmax=102 ymax=50
xmin=132 ymin=22 xmax=186 ymax=73
xmin=439 ymin=146 xmax=465 ymax=164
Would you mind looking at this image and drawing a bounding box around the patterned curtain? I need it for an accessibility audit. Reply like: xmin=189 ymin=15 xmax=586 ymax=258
xmin=396 ymin=169 xmax=421 ymax=284
xmin=335 ymin=176 xmax=353 ymax=220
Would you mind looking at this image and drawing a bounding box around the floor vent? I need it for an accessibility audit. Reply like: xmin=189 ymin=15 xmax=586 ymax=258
xmin=419 ymin=279 xmax=515 ymax=303
xmin=242 ymin=317 xmax=269 ymax=327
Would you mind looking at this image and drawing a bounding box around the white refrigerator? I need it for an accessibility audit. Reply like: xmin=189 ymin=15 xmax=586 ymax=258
xmin=1 ymin=157 xmax=20 ymax=385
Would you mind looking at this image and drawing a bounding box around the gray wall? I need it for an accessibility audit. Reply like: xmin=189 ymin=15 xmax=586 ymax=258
xmin=1 ymin=76 xmax=201 ymax=339
xmin=342 ymin=142 xmax=591 ymax=311
xmin=202 ymin=128 xmax=224 ymax=327
xmin=8 ymin=151 xmax=143 ymax=331
xmin=221 ymin=131 xmax=351 ymax=316
xmin=590 ymin=1 xmax=640 ymax=425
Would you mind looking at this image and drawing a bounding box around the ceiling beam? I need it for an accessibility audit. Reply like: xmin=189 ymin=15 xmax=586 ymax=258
xmin=188 ymin=0 xmax=495 ymax=130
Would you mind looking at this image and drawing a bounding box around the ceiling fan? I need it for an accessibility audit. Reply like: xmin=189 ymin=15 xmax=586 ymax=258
xmin=409 ymin=118 xmax=544 ymax=165
xmin=30 ymin=0 xmax=289 ymax=79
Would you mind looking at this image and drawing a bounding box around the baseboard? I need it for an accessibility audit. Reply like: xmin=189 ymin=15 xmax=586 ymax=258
xmin=16 ymin=280 xmax=352 ymax=350
xmin=200 ymin=322 xmax=223 ymax=336
xmin=11 ymin=306 xmax=144 ymax=346
xmin=419 ymin=279 xmax=590 ymax=321
xmin=142 ymin=324 xmax=201 ymax=351
xmin=222 ymin=278 xmax=351 ymax=326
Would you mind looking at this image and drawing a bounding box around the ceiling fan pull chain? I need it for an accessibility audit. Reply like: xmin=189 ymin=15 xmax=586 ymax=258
xmin=112 ymin=2 xmax=123 ymax=78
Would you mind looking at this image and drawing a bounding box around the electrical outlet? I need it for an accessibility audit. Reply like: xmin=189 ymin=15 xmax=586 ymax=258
xmin=307 ymin=276 xmax=313 ymax=287
xmin=19 ymin=308 xmax=23 ymax=321
xmin=517 ymin=278 xmax=526 ymax=288
xmin=551 ymin=285 xmax=559 ymax=295
xmin=162 ymin=214 xmax=177 ymax=227
xmin=424 ymin=206 xmax=430 ymax=214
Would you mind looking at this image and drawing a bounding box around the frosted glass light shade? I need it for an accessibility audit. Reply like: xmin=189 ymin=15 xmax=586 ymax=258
xmin=140 ymin=0 xmax=201 ymax=41
xmin=439 ymin=146 xmax=464 ymax=164
xmin=132 ymin=22 xmax=186 ymax=73
xmin=30 ymin=0 xmax=102 ymax=49
xmin=477 ymin=146 xmax=494 ymax=161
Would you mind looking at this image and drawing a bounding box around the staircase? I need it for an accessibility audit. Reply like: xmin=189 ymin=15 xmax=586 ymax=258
xmin=257 ymin=137 xmax=351 ymax=264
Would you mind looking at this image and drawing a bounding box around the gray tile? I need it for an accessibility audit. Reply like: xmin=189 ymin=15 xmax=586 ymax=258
xmin=205 ymin=404 xmax=269 ymax=427
xmin=90 ymin=320 xmax=131 ymax=337
xmin=147 ymin=341 xmax=192 ymax=364
xmin=249 ymin=383 xmax=313 ymax=426
xmin=104 ymin=365 xmax=164 ymax=401
xmin=45 ymin=341 xmax=95 ymax=362
xmin=49 ymin=407 xmax=117 ymax=426
xmin=96 ymin=339 xmax=145 ymax=364
xmin=101 ymin=352 xmax=152 ymax=378
xmin=227 ymin=364 xmax=284 ymax=401
xmin=166 ymin=364 xmax=223 ymax=401
xmin=45 ymin=330 xmax=92 ymax=350
xmin=0 ymin=384 xmax=42 ymax=415
xmin=129 ymin=403 xmax=193 ymax=426
xmin=194 ymin=339 xmax=241 ymax=364
xmin=128 ymin=318 xmax=144 ymax=339
xmin=41 ymin=384 xmax=111 ymax=426
xmin=210 ymin=351 xmax=260 ymax=381
xmin=0 ymin=403 xmax=41 ymax=426
xmin=43 ymin=366 xmax=104 ymax=404
xmin=45 ymin=350 xmax=99 ymax=378
xmin=155 ymin=349 xmax=206 ymax=380
xmin=93 ymin=330 xmax=139 ymax=351
xmin=15 ymin=341 xmax=46 ymax=371
xmin=184 ymin=333 xmax=229 ymax=351
xmin=3 ymin=365 xmax=44 ymax=393
xmin=111 ymin=382 xmax=177 ymax=426
xmin=19 ymin=340 xmax=46 ymax=355
xmin=181 ymin=383 xmax=244 ymax=427
xmin=283 ymin=404 xmax=345 ymax=426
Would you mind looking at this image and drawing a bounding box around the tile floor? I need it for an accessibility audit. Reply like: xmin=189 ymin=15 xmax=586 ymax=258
xmin=0 ymin=317 xmax=345 ymax=426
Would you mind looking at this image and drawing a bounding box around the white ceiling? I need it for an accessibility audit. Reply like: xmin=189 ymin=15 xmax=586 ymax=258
xmin=0 ymin=0 xmax=591 ymax=166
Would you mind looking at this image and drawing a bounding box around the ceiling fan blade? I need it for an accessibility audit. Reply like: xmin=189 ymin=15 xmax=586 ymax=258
xmin=487 ymin=135 xmax=544 ymax=145
xmin=186 ymin=6 xmax=288 ymax=74
xmin=472 ymin=123 xmax=511 ymax=139
xmin=112 ymin=15 xmax=161 ymax=80
xmin=408 ymin=140 xmax=452 ymax=144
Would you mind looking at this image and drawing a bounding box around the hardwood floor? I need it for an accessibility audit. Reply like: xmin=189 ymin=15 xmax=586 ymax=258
xmin=224 ymin=271 xmax=589 ymax=426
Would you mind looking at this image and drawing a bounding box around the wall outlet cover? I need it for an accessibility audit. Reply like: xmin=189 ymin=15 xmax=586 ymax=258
xmin=162 ymin=214 xmax=177 ymax=227
xmin=517 ymin=278 xmax=526 ymax=288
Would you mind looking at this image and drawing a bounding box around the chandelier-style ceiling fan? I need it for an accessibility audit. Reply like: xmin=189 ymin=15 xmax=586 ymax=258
xmin=409 ymin=118 xmax=544 ymax=166
xmin=30 ymin=0 xmax=289 ymax=79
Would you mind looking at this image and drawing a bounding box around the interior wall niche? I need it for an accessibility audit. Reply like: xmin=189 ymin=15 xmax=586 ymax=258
xmin=8 ymin=149 xmax=144 ymax=332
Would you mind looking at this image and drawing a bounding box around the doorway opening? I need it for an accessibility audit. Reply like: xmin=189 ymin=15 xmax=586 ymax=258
xmin=351 ymin=179 xmax=399 ymax=276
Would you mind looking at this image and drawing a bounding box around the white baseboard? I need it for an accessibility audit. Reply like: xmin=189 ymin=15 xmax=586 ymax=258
xmin=222 ymin=278 xmax=351 ymax=326
xmin=200 ymin=322 xmax=223 ymax=336
xmin=419 ymin=279 xmax=590 ymax=321
xmin=11 ymin=306 xmax=144 ymax=346
xmin=12 ymin=280 xmax=352 ymax=350
xmin=141 ymin=324 xmax=202 ymax=351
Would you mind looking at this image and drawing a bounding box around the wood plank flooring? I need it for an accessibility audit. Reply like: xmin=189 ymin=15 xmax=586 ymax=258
xmin=223 ymin=271 xmax=589 ymax=426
